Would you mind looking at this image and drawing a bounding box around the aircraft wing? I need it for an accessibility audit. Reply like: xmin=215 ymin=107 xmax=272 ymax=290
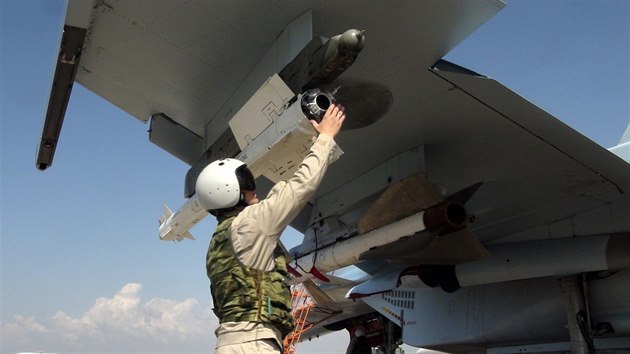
xmin=38 ymin=0 xmax=503 ymax=168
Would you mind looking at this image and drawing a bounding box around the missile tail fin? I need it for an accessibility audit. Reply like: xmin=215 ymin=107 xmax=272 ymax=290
xmin=302 ymin=279 xmax=339 ymax=310
xmin=309 ymin=266 xmax=330 ymax=282
xmin=160 ymin=204 xmax=173 ymax=225
xmin=357 ymin=173 xmax=443 ymax=234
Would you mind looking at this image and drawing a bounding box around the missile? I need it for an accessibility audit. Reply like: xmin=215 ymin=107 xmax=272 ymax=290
xmin=287 ymin=202 xmax=469 ymax=282
xmin=158 ymin=26 xmax=367 ymax=241
xmin=183 ymin=28 xmax=366 ymax=198
xmin=159 ymin=75 xmax=339 ymax=241
xmin=158 ymin=197 xmax=205 ymax=241
xmin=345 ymin=234 xmax=630 ymax=298
xmin=279 ymin=28 xmax=365 ymax=94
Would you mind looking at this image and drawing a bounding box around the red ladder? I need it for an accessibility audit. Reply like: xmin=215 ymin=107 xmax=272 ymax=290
xmin=283 ymin=284 xmax=315 ymax=354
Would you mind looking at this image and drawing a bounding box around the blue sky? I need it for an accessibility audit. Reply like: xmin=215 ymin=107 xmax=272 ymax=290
xmin=1 ymin=0 xmax=628 ymax=353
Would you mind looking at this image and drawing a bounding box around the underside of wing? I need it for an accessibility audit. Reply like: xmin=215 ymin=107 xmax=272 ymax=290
xmin=41 ymin=0 xmax=504 ymax=167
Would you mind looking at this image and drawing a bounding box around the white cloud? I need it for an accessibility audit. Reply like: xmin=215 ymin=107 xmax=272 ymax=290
xmin=3 ymin=282 xmax=353 ymax=353
xmin=3 ymin=283 xmax=217 ymax=353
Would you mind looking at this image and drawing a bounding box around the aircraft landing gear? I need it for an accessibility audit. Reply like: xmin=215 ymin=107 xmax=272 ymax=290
xmin=345 ymin=315 xmax=402 ymax=354
xmin=376 ymin=317 xmax=402 ymax=354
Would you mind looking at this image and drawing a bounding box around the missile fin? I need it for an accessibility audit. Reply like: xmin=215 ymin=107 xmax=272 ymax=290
xmin=302 ymin=279 xmax=339 ymax=310
xmin=183 ymin=231 xmax=196 ymax=240
xmin=309 ymin=266 xmax=330 ymax=283
xmin=357 ymin=173 xmax=443 ymax=234
xmin=160 ymin=204 xmax=173 ymax=224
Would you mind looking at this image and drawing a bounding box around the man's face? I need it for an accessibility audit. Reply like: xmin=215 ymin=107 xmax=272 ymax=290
xmin=242 ymin=189 xmax=259 ymax=205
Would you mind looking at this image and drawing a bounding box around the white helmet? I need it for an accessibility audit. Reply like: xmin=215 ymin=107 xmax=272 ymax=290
xmin=195 ymin=158 xmax=256 ymax=211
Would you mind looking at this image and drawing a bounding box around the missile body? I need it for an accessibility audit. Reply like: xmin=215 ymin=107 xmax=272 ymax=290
xmin=287 ymin=202 xmax=466 ymax=282
xmin=345 ymin=234 xmax=630 ymax=298
xmin=158 ymin=195 xmax=206 ymax=241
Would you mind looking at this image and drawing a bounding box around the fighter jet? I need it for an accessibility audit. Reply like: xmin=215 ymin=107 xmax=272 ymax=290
xmin=38 ymin=1 xmax=630 ymax=353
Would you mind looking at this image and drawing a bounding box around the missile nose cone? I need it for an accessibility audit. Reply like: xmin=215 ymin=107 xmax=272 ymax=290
xmin=340 ymin=29 xmax=365 ymax=52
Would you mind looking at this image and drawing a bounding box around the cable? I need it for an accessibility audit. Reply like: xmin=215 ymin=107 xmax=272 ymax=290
xmin=576 ymin=310 xmax=595 ymax=353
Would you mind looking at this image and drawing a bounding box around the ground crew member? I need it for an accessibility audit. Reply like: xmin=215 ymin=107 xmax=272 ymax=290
xmin=203 ymin=103 xmax=346 ymax=354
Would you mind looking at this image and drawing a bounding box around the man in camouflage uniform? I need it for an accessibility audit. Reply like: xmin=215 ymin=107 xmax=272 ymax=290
xmin=203 ymin=104 xmax=346 ymax=354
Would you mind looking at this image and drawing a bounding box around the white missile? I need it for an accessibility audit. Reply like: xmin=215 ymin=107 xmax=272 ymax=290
xmin=158 ymin=196 xmax=205 ymax=241
xmin=344 ymin=234 xmax=630 ymax=299
xmin=287 ymin=202 xmax=470 ymax=282
xmin=158 ymin=74 xmax=339 ymax=241
xmin=156 ymin=23 xmax=363 ymax=243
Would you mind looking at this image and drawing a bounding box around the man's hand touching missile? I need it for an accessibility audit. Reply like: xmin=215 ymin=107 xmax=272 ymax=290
xmin=311 ymin=104 xmax=346 ymax=139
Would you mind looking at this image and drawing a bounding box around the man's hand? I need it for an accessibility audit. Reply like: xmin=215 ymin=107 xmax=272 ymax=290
xmin=310 ymin=104 xmax=346 ymax=139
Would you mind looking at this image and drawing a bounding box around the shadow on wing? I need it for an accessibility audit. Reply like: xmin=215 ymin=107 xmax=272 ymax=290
xmin=322 ymin=77 xmax=393 ymax=130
